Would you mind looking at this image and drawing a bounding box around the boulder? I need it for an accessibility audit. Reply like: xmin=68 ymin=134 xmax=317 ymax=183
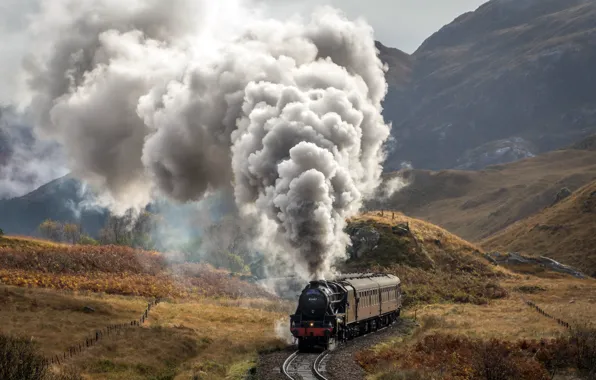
xmin=552 ymin=187 xmax=572 ymax=205
xmin=347 ymin=226 xmax=380 ymax=259
xmin=83 ymin=306 xmax=96 ymax=313
xmin=392 ymin=222 xmax=410 ymax=236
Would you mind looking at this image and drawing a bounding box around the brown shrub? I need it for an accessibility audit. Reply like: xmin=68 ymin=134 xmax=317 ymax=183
xmin=366 ymin=264 xmax=508 ymax=307
xmin=355 ymin=334 xmax=587 ymax=380
xmin=0 ymin=244 xmax=166 ymax=275
xmin=0 ymin=333 xmax=49 ymax=380
xmin=569 ymin=324 xmax=596 ymax=378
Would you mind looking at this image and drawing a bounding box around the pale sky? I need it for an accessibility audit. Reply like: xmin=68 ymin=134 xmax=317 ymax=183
xmin=0 ymin=0 xmax=489 ymax=104
xmin=261 ymin=0 xmax=489 ymax=53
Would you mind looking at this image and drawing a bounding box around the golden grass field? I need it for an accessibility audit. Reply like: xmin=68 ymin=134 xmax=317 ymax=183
xmin=0 ymin=283 xmax=292 ymax=380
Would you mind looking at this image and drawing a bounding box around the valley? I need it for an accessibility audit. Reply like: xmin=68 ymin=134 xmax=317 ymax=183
xmin=1 ymin=0 xmax=596 ymax=379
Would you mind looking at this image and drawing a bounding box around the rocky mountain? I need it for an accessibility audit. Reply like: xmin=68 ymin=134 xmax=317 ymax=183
xmin=382 ymin=0 xmax=596 ymax=171
xmin=0 ymin=175 xmax=106 ymax=236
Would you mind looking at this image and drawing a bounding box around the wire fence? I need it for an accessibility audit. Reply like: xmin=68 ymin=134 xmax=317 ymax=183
xmin=521 ymin=297 xmax=571 ymax=329
xmin=46 ymin=298 xmax=161 ymax=366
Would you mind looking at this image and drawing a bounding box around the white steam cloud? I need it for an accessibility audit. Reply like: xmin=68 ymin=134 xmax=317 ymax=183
xmin=19 ymin=0 xmax=392 ymax=279
xmin=379 ymin=175 xmax=409 ymax=200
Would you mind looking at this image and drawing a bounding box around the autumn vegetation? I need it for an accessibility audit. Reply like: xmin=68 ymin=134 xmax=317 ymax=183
xmin=356 ymin=326 xmax=596 ymax=380
xmin=0 ymin=235 xmax=270 ymax=299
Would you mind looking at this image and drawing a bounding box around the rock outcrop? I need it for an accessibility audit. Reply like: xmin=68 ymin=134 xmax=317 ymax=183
xmin=486 ymin=251 xmax=587 ymax=278
xmin=346 ymin=225 xmax=380 ymax=259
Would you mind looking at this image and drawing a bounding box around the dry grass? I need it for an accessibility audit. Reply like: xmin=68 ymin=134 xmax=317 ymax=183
xmin=503 ymin=276 xmax=596 ymax=328
xmin=0 ymin=285 xmax=151 ymax=359
xmin=359 ymin=274 xmax=596 ymax=380
xmin=353 ymin=212 xmax=483 ymax=256
xmin=67 ymin=299 xmax=289 ymax=379
xmin=374 ymin=149 xmax=596 ymax=242
xmin=483 ymin=180 xmax=596 ymax=276
xmin=0 ymin=283 xmax=290 ymax=379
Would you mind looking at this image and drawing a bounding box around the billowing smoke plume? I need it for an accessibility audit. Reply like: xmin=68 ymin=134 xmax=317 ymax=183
xmin=0 ymin=107 xmax=67 ymax=199
xmin=20 ymin=0 xmax=391 ymax=279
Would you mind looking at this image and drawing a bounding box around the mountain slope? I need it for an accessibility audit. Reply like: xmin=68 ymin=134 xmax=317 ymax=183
xmin=384 ymin=0 xmax=596 ymax=171
xmin=0 ymin=175 xmax=106 ymax=236
xmin=482 ymin=180 xmax=596 ymax=277
xmin=370 ymin=145 xmax=596 ymax=242
xmin=375 ymin=41 xmax=411 ymax=88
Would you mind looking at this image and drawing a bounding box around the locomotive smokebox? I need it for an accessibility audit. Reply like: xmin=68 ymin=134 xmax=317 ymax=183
xmin=298 ymin=288 xmax=329 ymax=319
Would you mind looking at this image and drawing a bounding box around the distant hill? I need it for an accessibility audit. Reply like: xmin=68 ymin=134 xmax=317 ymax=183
xmin=383 ymin=0 xmax=596 ymax=171
xmin=370 ymin=144 xmax=596 ymax=242
xmin=0 ymin=175 xmax=106 ymax=236
xmin=482 ymin=180 xmax=596 ymax=277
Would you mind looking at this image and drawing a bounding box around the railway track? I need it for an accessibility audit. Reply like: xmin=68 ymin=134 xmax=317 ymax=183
xmin=282 ymin=326 xmax=390 ymax=379
xmin=282 ymin=349 xmax=329 ymax=380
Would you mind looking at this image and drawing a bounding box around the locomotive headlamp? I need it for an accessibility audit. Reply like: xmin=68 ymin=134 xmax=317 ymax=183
xmin=309 ymin=322 xmax=314 ymax=327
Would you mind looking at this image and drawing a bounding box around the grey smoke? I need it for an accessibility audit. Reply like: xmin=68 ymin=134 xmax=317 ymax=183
xmin=0 ymin=107 xmax=67 ymax=199
xmin=20 ymin=0 xmax=391 ymax=279
xmin=22 ymin=0 xmax=207 ymax=212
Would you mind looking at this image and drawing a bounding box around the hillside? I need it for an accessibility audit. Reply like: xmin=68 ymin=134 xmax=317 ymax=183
xmin=375 ymin=41 xmax=411 ymax=88
xmin=483 ymin=180 xmax=596 ymax=277
xmin=370 ymin=146 xmax=596 ymax=242
xmin=384 ymin=0 xmax=596 ymax=171
xmin=343 ymin=212 xmax=509 ymax=307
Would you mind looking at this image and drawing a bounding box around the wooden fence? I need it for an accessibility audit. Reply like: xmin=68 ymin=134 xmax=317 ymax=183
xmin=522 ymin=297 xmax=571 ymax=329
xmin=47 ymin=298 xmax=161 ymax=366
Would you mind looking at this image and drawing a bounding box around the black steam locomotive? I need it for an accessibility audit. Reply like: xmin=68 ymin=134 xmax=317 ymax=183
xmin=290 ymin=273 xmax=402 ymax=350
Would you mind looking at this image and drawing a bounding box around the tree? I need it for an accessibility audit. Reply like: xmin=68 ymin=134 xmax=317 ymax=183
xmin=99 ymin=209 xmax=156 ymax=249
xmin=0 ymin=228 xmax=4 ymax=238
xmin=99 ymin=212 xmax=133 ymax=246
xmin=63 ymin=223 xmax=81 ymax=245
xmin=131 ymin=211 xmax=156 ymax=250
xmin=38 ymin=219 xmax=64 ymax=242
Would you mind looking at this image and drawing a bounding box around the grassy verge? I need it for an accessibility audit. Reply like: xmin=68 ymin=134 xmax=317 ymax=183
xmin=0 ymin=284 xmax=292 ymax=379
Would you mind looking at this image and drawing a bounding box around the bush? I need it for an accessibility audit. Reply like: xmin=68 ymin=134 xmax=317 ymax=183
xmin=570 ymin=325 xmax=596 ymax=378
xmin=0 ymin=228 xmax=4 ymax=237
xmin=79 ymin=235 xmax=99 ymax=246
xmin=0 ymin=333 xmax=48 ymax=380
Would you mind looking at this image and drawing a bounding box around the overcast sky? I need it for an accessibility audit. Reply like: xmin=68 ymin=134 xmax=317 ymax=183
xmin=262 ymin=0 xmax=489 ymax=53
xmin=0 ymin=0 xmax=489 ymax=105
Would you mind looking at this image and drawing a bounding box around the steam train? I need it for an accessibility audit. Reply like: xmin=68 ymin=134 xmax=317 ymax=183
xmin=289 ymin=273 xmax=402 ymax=350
